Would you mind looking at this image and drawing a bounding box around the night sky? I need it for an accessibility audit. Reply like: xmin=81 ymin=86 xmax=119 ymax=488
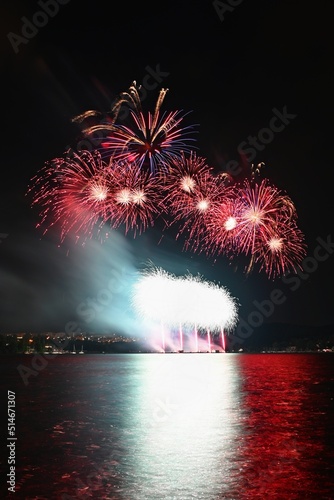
xmin=0 ymin=0 xmax=333 ymax=334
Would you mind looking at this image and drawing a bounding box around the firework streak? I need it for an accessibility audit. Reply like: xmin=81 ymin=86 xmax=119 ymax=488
xmin=132 ymin=266 xmax=238 ymax=351
xmin=27 ymin=82 xmax=307 ymax=278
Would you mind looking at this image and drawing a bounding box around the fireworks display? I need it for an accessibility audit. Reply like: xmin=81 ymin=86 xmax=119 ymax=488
xmin=27 ymin=81 xmax=307 ymax=279
xmin=73 ymin=82 xmax=197 ymax=174
xmin=132 ymin=266 xmax=239 ymax=351
xmin=162 ymin=152 xmax=230 ymax=253
xmin=27 ymin=151 xmax=166 ymax=241
xmin=204 ymin=177 xmax=307 ymax=278
xmin=27 ymin=150 xmax=114 ymax=242
xmin=107 ymin=159 xmax=166 ymax=236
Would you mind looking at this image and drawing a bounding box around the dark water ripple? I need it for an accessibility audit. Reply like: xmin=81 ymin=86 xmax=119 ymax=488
xmin=1 ymin=353 xmax=333 ymax=499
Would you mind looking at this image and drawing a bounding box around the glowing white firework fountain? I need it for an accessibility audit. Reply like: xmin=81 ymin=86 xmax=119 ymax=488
xmin=132 ymin=266 xmax=239 ymax=352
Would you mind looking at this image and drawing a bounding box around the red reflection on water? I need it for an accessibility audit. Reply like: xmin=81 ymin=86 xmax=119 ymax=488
xmin=236 ymin=354 xmax=334 ymax=499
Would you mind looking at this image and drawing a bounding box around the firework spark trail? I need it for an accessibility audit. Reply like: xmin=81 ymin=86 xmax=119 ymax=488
xmin=27 ymin=151 xmax=167 ymax=241
xmin=203 ymin=177 xmax=306 ymax=276
xmin=27 ymin=81 xmax=307 ymax=279
xmin=204 ymin=190 xmax=244 ymax=258
xmin=162 ymin=153 xmax=233 ymax=252
xmin=131 ymin=267 xmax=178 ymax=326
xmin=132 ymin=266 xmax=239 ymax=334
xmin=179 ymin=272 xmax=238 ymax=331
xmin=233 ymin=178 xmax=305 ymax=275
xmin=74 ymin=82 xmax=198 ymax=174
xmin=162 ymin=152 xmax=213 ymax=206
xmin=182 ymin=180 xmax=239 ymax=255
xmin=234 ymin=178 xmax=297 ymax=256
xmin=27 ymin=150 xmax=114 ymax=243
xmin=174 ymin=173 xmax=222 ymax=253
xmin=253 ymin=217 xmax=307 ymax=279
xmin=108 ymin=160 xmax=166 ymax=236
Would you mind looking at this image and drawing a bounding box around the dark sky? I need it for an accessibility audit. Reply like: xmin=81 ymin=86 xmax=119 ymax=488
xmin=0 ymin=0 xmax=333 ymax=334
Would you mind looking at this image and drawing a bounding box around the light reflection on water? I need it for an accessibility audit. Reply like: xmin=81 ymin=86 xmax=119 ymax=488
xmin=1 ymin=353 xmax=334 ymax=499
xmin=124 ymin=354 xmax=244 ymax=499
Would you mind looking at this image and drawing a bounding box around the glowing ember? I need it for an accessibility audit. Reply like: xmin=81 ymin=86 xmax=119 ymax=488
xmin=89 ymin=182 xmax=108 ymax=201
xmin=181 ymin=175 xmax=196 ymax=193
xmin=268 ymin=237 xmax=283 ymax=251
xmin=224 ymin=216 xmax=237 ymax=231
xmin=131 ymin=189 xmax=147 ymax=205
xmin=115 ymin=188 xmax=132 ymax=205
xmin=197 ymin=199 xmax=210 ymax=212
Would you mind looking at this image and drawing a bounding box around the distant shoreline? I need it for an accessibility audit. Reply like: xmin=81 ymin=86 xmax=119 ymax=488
xmin=1 ymin=350 xmax=333 ymax=356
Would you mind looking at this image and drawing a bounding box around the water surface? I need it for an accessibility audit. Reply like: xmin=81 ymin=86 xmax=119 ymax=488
xmin=1 ymin=353 xmax=334 ymax=499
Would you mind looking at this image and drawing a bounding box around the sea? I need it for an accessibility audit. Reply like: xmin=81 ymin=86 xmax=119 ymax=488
xmin=1 ymin=353 xmax=334 ymax=500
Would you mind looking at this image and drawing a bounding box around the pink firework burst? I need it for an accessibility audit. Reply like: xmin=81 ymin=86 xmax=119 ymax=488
xmin=109 ymin=160 xmax=166 ymax=236
xmin=74 ymin=82 xmax=197 ymax=174
xmin=27 ymin=150 xmax=114 ymax=243
xmin=161 ymin=152 xmax=236 ymax=252
xmin=233 ymin=178 xmax=297 ymax=257
xmin=167 ymin=171 xmax=230 ymax=252
xmin=204 ymin=187 xmax=244 ymax=258
xmin=27 ymin=79 xmax=308 ymax=281
xmin=162 ymin=151 xmax=214 ymax=207
xmin=253 ymin=217 xmax=307 ymax=279
xmin=202 ymin=176 xmax=306 ymax=277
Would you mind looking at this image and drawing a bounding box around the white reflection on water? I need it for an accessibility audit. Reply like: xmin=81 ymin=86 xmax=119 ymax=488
xmin=122 ymin=353 xmax=244 ymax=499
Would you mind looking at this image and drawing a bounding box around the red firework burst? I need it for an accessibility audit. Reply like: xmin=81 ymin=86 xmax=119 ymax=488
xmin=253 ymin=217 xmax=307 ymax=279
xmin=204 ymin=187 xmax=243 ymax=257
xmin=162 ymin=151 xmax=213 ymax=208
xmin=165 ymin=167 xmax=232 ymax=251
xmin=177 ymin=174 xmax=220 ymax=252
xmin=27 ymin=80 xmax=307 ymax=281
xmin=233 ymin=178 xmax=297 ymax=257
xmin=202 ymin=177 xmax=306 ymax=276
xmin=74 ymin=82 xmax=197 ymax=174
xmin=27 ymin=150 xmax=114 ymax=243
xmin=109 ymin=160 xmax=166 ymax=236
